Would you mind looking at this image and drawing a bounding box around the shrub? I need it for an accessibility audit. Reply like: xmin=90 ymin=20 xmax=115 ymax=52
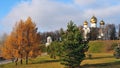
xmin=114 ymin=45 xmax=120 ymax=59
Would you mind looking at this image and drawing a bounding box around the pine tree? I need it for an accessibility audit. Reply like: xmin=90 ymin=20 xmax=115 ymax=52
xmin=47 ymin=41 xmax=62 ymax=59
xmin=60 ymin=21 xmax=89 ymax=68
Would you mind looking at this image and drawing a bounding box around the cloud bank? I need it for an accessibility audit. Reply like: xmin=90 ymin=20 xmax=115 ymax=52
xmin=1 ymin=0 xmax=120 ymax=34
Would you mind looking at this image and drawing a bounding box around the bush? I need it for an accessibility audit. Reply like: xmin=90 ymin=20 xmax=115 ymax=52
xmin=47 ymin=41 xmax=62 ymax=59
xmin=114 ymin=45 xmax=120 ymax=59
xmin=39 ymin=44 xmax=47 ymax=53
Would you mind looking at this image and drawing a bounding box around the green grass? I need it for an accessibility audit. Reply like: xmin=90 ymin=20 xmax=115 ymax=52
xmin=1 ymin=53 xmax=120 ymax=68
xmin=88 ymin=41 xmax=104 ymax=53
xmin=81 ymin=53 xmax=120 ymax=68
xmin=88 ymin=40 xmax=120 ymax=53
xmin=0 ymin=55 xmax=64 ymax=68
xmin=1 ymin=40 xmax=120 ymax=68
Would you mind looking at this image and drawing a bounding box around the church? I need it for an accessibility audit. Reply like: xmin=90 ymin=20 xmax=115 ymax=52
xmin=82 ymin=16 xmax=105 ymax=41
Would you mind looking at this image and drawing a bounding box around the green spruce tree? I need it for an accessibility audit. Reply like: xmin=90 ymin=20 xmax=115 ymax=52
xmin=60 ymin=21 xmax=89 ymax=68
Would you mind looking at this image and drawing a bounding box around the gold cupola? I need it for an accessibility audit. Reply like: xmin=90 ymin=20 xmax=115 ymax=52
xmin=83 ymin=21 xmax=88 ymax=25
xmin=90 ymin=16 xmax=97 ymax=24
xmin=100 ymin=20 xmax=105 ymax=25
xmin=83 ymin=21 xmax=88 ymax=28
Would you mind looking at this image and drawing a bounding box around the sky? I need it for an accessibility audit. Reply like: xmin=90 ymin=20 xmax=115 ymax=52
xmin=0 ymin=0 xmax=120 ymax=36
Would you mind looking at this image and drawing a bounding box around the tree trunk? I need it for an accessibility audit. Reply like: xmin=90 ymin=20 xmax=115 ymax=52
xmin=20 ymin=59 xmax=23 ymax=64
xmin=15 ymin=58 xmax=18 ymax=65
xmin=20 ymin=54 xmax=23 ymax=64
xmin=26 ymin=53 xmax=28 ymax=64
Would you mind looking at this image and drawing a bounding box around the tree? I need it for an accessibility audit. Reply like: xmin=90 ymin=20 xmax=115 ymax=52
xmin=89 ymin=28 xmax=99 ymax=40
xmin=60 ymin=21 xmax=89 ymax=68
xmin=104 ymin=24 xmax=116 ymax=40
xmin=2 ymin=17 xmax=41 ymax=64
xmin=118 ymin=24 xmax=120 ymax=40
xmin=114 ymin=44 xmax=120 ymax=59
xmin=2 ymin=35 xmax=16 ymax=60
xmin=47 ymin=41 xmax=63 ymax=59
xmin=109 ymin=24 xmax=116 ymax=40
xmin=21 ymin=17 xmax=41 ymax=64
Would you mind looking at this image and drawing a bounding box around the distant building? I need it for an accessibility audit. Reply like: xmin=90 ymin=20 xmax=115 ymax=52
xmin=45 ymin=36 xmax=52 ymax=47
xmin=83 ymin=21 xmax=90 ymax=41
xmin=82 ymin=16 xmax=105 ymax=40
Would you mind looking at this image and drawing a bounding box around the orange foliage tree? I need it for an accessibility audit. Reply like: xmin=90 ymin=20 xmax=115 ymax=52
xmin=2 ymin=17 xmax=41 ymax=64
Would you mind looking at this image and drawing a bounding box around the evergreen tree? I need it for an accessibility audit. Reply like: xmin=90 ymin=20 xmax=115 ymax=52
xmin=47 ymin=41 xmax=63 ymax=59
xmin=114 ymin=44 xmax=120 ymax=59
xmin=60 ymin=21 xmax=89 ymax=68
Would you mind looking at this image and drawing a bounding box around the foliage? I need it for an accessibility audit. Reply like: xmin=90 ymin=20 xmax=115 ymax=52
xmin=60 ymin=21 xmax=89 ymax=67
xmin=40 ymin=30 xmax=61 ymax=44
xmin=2 ymin=35 xmax=16 ymax=59
xmin=39 ymin=44 xmax=47 ymax=53
xmin=47 ymin=41 xmax=63 ymax=59
xmin=2 ymin=17 xmax=41 ymax=64
xmin=114 ymin=45 xmax=120 ymax=59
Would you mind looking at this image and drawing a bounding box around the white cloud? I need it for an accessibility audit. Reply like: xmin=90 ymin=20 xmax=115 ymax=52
xmin=1 ymin=0 xmax=120 ymax=34
xmin=1 ymin=0 xmax=83 ymax=33
xmin=74 ymin=0 xmax=96 ymax=6
xmin=83 ymin=4 xmax=120 ymax=25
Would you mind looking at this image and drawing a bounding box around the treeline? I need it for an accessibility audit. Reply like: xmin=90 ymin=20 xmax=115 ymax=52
xmin=40 ymin=23 xmax=120 ymax=43
xmin=0 ymin=22 xmax=120 ymax=46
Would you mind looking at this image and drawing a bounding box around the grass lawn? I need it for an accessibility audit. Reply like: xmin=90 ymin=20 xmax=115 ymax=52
xmin=1 ymin=53 xmax=120 ymax=68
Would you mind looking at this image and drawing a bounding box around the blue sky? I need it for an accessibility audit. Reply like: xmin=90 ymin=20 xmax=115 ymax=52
xmin=0 ymin=0 xmax=72 ymax=19
xmin=0 ymin=0 xmax=20 ymax=19
xmin=0 ymin=0 xmax=120 ymax=36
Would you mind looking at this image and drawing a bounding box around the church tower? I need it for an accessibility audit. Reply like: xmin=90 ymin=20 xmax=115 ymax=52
xmin=90 ymin=16 xmax=97 ymax=28
xmin=83 ymin=20 xmax=88 ymax=28
xmin=100 ymin=20 xmax=105 ymax=28
xmin=98 ymin=20 xmax=105 ymax=39
xmin=83 ymin=21 xmax=90 ymax=41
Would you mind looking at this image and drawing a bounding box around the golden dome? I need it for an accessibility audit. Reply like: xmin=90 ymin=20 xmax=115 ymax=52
xmin=90 ymin=16 xmax=97 ymax=23
xmin=100 ymin=20 xmax=105 ymax=25
xmin=83 ymin=21 xmax=88 ymax=25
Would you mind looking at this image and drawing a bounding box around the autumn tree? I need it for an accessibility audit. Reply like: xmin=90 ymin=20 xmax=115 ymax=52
xmin=2 ymin=35 xmax=15 ymax=60
xmin=2 ymin=17 xmax=41 ymax=64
